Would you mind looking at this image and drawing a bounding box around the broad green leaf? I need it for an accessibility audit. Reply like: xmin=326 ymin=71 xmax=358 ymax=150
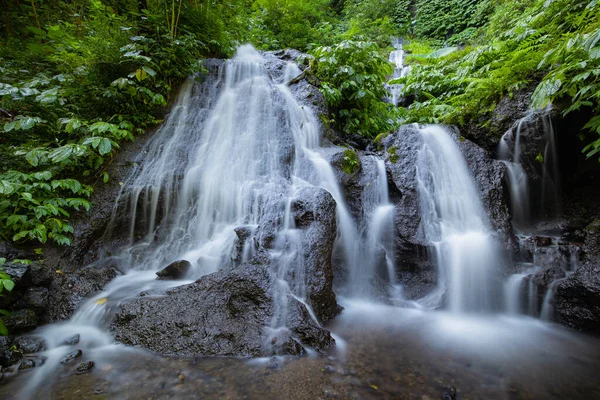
xmin=98 ymin=138 xmax=112 ymax=155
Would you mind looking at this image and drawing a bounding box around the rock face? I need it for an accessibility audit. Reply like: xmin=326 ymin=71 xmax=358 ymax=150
xmin=112 ymin=264 xmax=334 ymax=357
xmin=290 ymin=187 xmax=341 ymax=322
xmin=555 ymin=220 xmax=600 ymax=333
xmin=111 ymin=184 xmax=339 ymax=357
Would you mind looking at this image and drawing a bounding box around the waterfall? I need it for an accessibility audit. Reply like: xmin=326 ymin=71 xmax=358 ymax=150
xmin=498 ymin=118 xmax=531 ymax=230
xmin=415 ymin=125 xmax=501 ymax=313
xmin=385 ymin=39 xmax=411 ymax=106
xmin=344 ymin=156 xmax=397 ymax=297
xmin=498 ymin=110 xmax=561 ymax=229
xmin=18 ymin=45 xmax=364 ymax=396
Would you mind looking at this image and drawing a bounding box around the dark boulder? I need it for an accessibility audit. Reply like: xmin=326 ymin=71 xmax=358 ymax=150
xmin=555 ymin=220 xmax=600 ymax=333
xmin=3 ymin=263 xmax=32 ymax=286
xmin=16 ymin=287 xmax=49 ymax=312
xmin=75 ymin=361 xmax=95 ymax=374
xmin=554 ymin=264 xmax=600 ymax=333
xmin=0 ymin=336 xmax=15 ymax=368
xmin=14 ymin=335 xmax=46 ymax=354
xmin=111 ymin=264 xmax=335 ymax=357
xmin=18 ymin=358 xmax=36 ymax=371
xmin=455 ymin=128 xmax=515 ymax=251
xmin=60 ymin=349 xmax=83 ymax=364
xmin=461 ymin=85 xmax=538 ymax=153
xmin=291 ymin=187 xmax=341 ymax=322
xmin=44 ymin=265 xmax=118 ymax=323
xmin=60 ymin=334 xmax=80 ymax=346
xmin=4 ymin=309 xmax=38 ymax=333
xmin=156 ymin=260 xmax=191 ymax=280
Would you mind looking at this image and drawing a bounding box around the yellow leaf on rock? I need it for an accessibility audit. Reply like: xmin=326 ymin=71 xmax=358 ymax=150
xmin=370 ymin=385 xmax=378 ymax=390
xmin=96 ymin=297 xmax=108 ymax=305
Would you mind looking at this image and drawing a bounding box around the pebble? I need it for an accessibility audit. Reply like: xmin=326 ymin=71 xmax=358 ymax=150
xmin=75 ymin=361 xmax=95 ymax=374
xmin=61 ymin=349 xmax=83 ymax=364
xmin=18 ymin=359 xmax=36 ymax=371
xmin=60 ymin=334 xmax=81 ymax=346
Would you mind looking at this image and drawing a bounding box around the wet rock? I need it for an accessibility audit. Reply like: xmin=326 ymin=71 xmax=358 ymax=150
xmin=156 ymin=260 xmax=191 ymax=280
xmin=75 ymin=360 xmax=95 ymax=374
xmin=555 ymin=264 xmax=600 ymax=334
xmin=0 ymin=242 xmax=22 ymax=260
xmin=554 ymin=220 xmax=600 ymax=334
xmin=0 ymin=336 xmax=15 ymax=368
xmin=583 ymin=219 xmax=600 ymax=266
xmin=29 ymin=262 xmax=54 ymax=286
xmin=14 ymin=336 xmax=46 ymax=354
xmin=455 ymin=126 xmax=515 ymax=251
xmin=60 ymin=333 xmax=80 ymax=346
xmin=461 ymin=85 xmax=538 ymax=153
xmin=18 ymin=358 xmax=36 ymax=371
xmin=3 ymin=263 xmax=32 ymax=286
xmin=44 ymin=265 xmax=118 ymax=323
xmin=60 ymin=349 xmax=83 ymax=364
xmin=4 ymin=309 xmax=38 ymax=333
xmin=16 ymin=287 xmax=49 ymax=311
xmin=291 ymin=187 xmax=341 ymax=322
xmin=533 ymin=236 xmax=553 ymax=247
xmin=233 ymin=226 xmax=256 ymax=262
xmin=111 ymin=264 xmax=335 ymax=357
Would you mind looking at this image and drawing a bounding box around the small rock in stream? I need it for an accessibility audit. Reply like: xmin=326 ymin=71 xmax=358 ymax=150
xmin=60 ymin=349 xmax=83 ymax=364
xmin=14 ymin=336 xmax=46 ymax=354
xmin=75 ymin=361 xmax=95 ymax=374
xmin=60 ymin=334 xmax=80 ymax=346
xmin=156 ymin=260 xmax=191 ymax=280
xmin=18 ymin=359 xmax=36 ymax=371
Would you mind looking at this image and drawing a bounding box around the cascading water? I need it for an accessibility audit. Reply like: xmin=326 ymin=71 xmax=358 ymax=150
xmin=16 ymin=45 xmax=361 ymax=396
xmin=385 ymin=38 xmax=411 ymax=106
xmin=415 ymin=125 xmax=501 ymax=313
xmin=352 ymin=156 xmax=397 ymax=295
xmin=498 ymin=109 xmax=561 ymax=230
xmin=498 ymin=118 xmax=531 ymax=230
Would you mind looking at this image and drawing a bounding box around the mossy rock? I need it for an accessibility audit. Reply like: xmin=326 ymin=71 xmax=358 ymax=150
xmin=387 ymin=146 xmax=399 ymax=163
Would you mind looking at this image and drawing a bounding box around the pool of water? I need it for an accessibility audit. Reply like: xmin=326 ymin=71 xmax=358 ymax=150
xmin=2 ymin=300 xmax=600 ymax=399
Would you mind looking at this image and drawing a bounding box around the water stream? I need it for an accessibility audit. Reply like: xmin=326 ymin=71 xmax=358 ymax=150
xmin=416 ymin=125 xmax=500 ymax=312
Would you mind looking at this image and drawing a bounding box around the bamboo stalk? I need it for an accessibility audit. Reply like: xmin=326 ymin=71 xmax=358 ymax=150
xmin=30 ymin=0 xmax=41 ymax=31
xmin=174 ymin=0 xmax=183 ymax=38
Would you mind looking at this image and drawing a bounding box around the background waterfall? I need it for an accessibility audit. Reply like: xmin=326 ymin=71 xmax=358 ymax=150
xmin=415 ymin=125 xmax=501 ymax=312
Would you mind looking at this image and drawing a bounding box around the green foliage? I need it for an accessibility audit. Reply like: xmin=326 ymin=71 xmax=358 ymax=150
xmin=397 ymin=0 xmax=600 ymax=160
xmin=0 ymin=258 xmax=15 ymax=336
xmin=339 ymin=0 xmax=411 ymax=47
xmin=341 ymin=149 xmax=359 ymax=174
xmin=250 ymin=0 xmax=335 ymax=50
xmin=312 ymin=40 xmax=398 ymax=138
xmin=413 ymin=0 xmax=490 ymax=41
xmin=0 ymin=0 xmax=212 ymax=245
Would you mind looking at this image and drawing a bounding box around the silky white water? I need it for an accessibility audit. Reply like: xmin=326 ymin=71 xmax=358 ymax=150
xmin=386 ymin=38 xmax=411 ymax=106
xmin=415 ymin=125 xmax=501 ymax=312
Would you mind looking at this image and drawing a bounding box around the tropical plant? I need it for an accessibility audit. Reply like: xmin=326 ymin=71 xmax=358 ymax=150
xmin=0 ymin=258 xmax=15 ymax=336
xmin=312 ymin=40 xmax=398 ymax=138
